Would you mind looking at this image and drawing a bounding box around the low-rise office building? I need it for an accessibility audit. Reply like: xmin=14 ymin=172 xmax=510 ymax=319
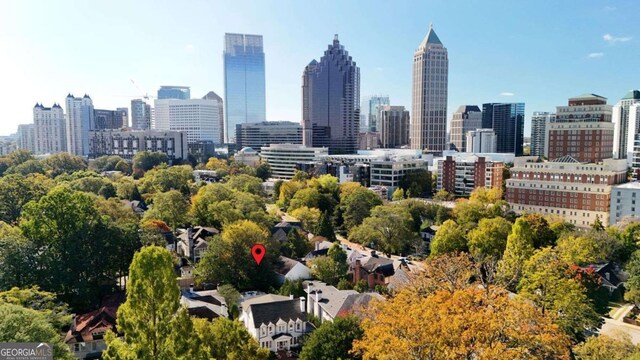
xmin=88 ymin=129 xmax=188 ymax=161
xmin=260 ymin=144 xmax=329 ymax=179
xmin=610 ymin=182 xmax=640 ymax=225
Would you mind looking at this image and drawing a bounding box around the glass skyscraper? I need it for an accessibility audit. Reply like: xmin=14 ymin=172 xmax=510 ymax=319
xmin=368 ymin=95 xmax=390 ymax=132
xmin=482 ymin=103 xmax=525 ymax=155
xmin=157 ymin=86 xmax=191 ymax=100
xmin=224 ymin=33 xmax=266 ymax=144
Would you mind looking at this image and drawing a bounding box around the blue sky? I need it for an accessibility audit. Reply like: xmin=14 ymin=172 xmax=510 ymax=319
xmin=1 ymin=0 xmax=638 ymax=136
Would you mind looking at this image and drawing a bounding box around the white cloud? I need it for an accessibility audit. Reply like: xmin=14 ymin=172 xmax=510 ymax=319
xmin=375 ymin=67 xmax=384 ymax=72
xmin=587 ymin=52 xmax=604 ymax=58
xmin=603 ymin=33 xmax=632 ymax=43
xmin=603 ymin=5 xmax=617 ymax=11
xmin=499 ymin=92 xmax=514 ymax=97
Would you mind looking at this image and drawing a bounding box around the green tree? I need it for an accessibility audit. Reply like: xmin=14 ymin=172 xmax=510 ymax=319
xmin=0 ymin=174 xmax=54 ymax=224
xmin=353 ymin=279 xmax=368 ymax=293
xmin=132 ymin=151 xmax=169 ymax=176
xmin=340 ymin=187 xmax=383 ymax=231
xmin=283 ymin=229 xmax=312 ymax=259
xmin=278 ymin=279 xmax=306 ymax=298
xmin=521 ymin=213 xmax=556 ymax=248
xmin=43 ymin=152 xmax=87 ymax=177
xmin=290 ymin=206 xmax=321 ymax=232
xmin=467 ymin=217 xmax=512 ymax=259
xmin=289 ymin=187 xmax=322 ymax=211
xmin=99 ymin=182 xmax=117 ymax=199
xmin=143 ymin=190 xmax=190 ymax=231
xmin=6 ymin=159 xmax=46 ymax=176
xmin=497 ymin=217 xmax=535 ymax=291
xmin=217 ymin=284 xmax=241 ymax=307
xmin=399 ymin=169 xmax=431 ymax=197
xmin=139 ymin=164 xmax=193 ymax=195
xmin=226 ymin=174 xmax=264 ymax=195
xmin=591 ymin=216 xmax=605 ymax=231
xmin=0 ymin=303 xmax=74 ymax=359
xmin=556 ymin=231 xmax=622 ymax=266
xmin=114 ymin=159 xmax=132 ymax=174
xmin=255 ymin=162 xmax=272 ymax=181
xmin=0 ymin=286 xmax=71 ymax=330
xmin=90 ymin=155 xmax=124 ymax=172
xmin=625 ymin=250 xmax=640 ymax=304
xmin=573 ymin=333 xmax=640 ymax=360
xmin=300 ymin=315 xmax=364 ymax=360
xmin=196 ymin=221 xmax=278 ymax=290
xmin=0 ymin=223 xmax=34 ymax=289
xmin=310 ymin=244 xmax=348 ymax=286
xmin=193 ymin=317 xmax=269 ymax=360
xmin=433 ymin=189 xmax=454 ymax=201
xmin=315 ymin=211 xmax=337 ymax=242
xmin=349 ymin=206 xmax=419 ymax=256
xmin=430 ymin=219 xmax=467 ymax=256
xmin=7 ymin=149 xmax=34 ymax=166
xmin=392 ymin=187 xmax=405 ymax=201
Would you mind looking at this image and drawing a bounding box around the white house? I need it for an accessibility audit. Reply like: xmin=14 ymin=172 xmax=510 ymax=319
xmin=180 ymin=288 xmax=228 ymax=320
xmin=303 ymin=281 xmax=384 ymax=324
xmin=275 ymin=256 xmax=312 ymax=284
xmin=240 ymin=294 xmax=311 ymax=352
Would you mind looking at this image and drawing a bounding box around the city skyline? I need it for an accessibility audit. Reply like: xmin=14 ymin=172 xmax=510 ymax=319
xmin=1 ymin=0 xmax=639 ymax=137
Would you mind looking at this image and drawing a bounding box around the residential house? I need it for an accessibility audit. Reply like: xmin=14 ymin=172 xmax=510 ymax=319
xmin=304 ymin=281 xmax=384 ymax=324
xmin=180 ymin=287 xmax=228 ymax=320
xmin=271 ymin=220 xmax=304 ymax=243
xmin=240 ymin=294 xmax=312 ymax=353
xmin=120 ymin=200 xmax=147 ymax=216
xmin=582 ymin=263 xmax=623 ymax=294
xmin=176 ymin=226 xmax=219 ymax=262
xmin=351 ymin=252 xmax=410 ymax=289
xmin=275 ymin=256 xmax=312 ymax=285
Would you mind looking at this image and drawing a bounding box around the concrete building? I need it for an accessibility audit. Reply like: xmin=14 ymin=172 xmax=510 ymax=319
xmin=94 ymin=109 xmax=126 ymax=130
xmin=65 ymin=94 xmax=94 ymax=156
xmin=368 ymin=95 xmax=389 ymax=132
xmin=302 ymin=35 xmax=360 ymax=154
xmin=33 ymin=103 xmax=66 ymax=154
xmin=157 ymin=86 xmax=190 ymax=100
xmin=506 ymin=156 xmax=627 ymax=228
xmin=260 ymin=144 xmax=329 ymax=179
xmin=411 ymin=25 xmax=448 ymax=152
xmin=153 ymin=93 xmax=223 ymax=145
xmin=131 ymin=99 xmax=152 ymax=130
xmin=612 ymin=90 xmax=640 ymax=162
xmin=530 ymin=111 xmax=555 ymax=157
xmin=379 ymin=105 xmax=410 ymax=148
xmin=235 ymin=147 xmax=261 ymax=167
xmin=466 ymin=128 xmax=497 ymax=153
xmin=236 ymin=121 xmax=302 ymax=151
xmin=482 ymin=103 xmax=525 ymax=155
xmin=116 ymin=107 xmax=129 ymax=127
xmin=546 ymin=94 xmax=613 ymax=163
xmin=436 ymin=153 xmax=504 ymax=196
xmin=0 ymin=140 xmax=17 ymax=156
xmin=358 ymin=131 xmax=380 ymax=150
xmin=88 ymin=129 xmax=188 ymax=161
xmin=16 ymin=124 xmax=35 ymax=153
xmin=202 ymin=91 xmax=225 ymax=144
xmin=450 ymin=105 xmax=482 ymax=151
xmin=224 ymin=33 xmax=266 ymax=143
xmin=610 ymin=182 xmax=640 ymax=225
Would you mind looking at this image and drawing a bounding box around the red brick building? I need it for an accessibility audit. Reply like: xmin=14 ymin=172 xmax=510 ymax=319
xmin=437 ymin=154 xmax=504 ymax=196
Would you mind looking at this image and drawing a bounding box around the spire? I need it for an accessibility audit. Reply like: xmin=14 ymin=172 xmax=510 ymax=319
xmin=419 ymin=24 xmax=442 ymax=48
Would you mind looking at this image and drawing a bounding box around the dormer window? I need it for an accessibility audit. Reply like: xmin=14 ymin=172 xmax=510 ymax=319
xmin=289 ymin=321 xmax=294 ymax=331
xmin=261 ymin=325 xmax=267 ymax=336
xmin=268 ymin=325 xmax=274 ymax=334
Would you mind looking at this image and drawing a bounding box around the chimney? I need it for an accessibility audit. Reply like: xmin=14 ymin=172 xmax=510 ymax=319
xmin=289 ymin=294 xmax=294 ymax=300
xmin=187 ymin=227 xmax=194 ymax=260
xmin=299 ymin=297 xmax=306 ymax=313
xmin=306 ymin=283 xmax=313 ymax=314
xmin=371 ymin=251 xmax=377 ymax=258
xmin=605 ymin=272 xmax=610 ymax=281
xmin=189 ymin=283 xmax=194 ymax=293
xmin=315 ymin=241 xmax=320 ymax=251
xmin=314 ymin=291 xmax=321 ymax=318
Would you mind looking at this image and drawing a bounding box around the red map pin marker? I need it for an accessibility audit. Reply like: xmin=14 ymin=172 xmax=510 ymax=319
xmin=251 ymin=244 xmax=266 ymax=265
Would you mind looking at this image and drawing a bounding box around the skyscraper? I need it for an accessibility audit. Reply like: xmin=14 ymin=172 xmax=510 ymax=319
xmin=202 ymin=91 xmax=225 ymax=144
xmin=153 ymin=92 xmax=223 ymax=144
xmin=368 ymin=95 xmax=390 ymax=132
xmin=34 ymin=103 xmax=66 ymax=154
xmin=94 ymin=109 xmax=125 ymax=130
xmin=224 ymin=33 xmax=266 ymax=143
xmin=379 ymin=105 xmax=410 ymax=148
xmin=482 ymin=103 xmax=525 ymax=155
xmin=65 ymin=94 xmax=94 ymax=156
xmin=302 ymin=35 xmax=360 ymax=154
xmin=131 ymin=99 xmax=152 ymax=130
xmin=157 ymin=86 xmax=190 ymax=100
xmin=116 ymin=107 xmax=129 ymax=128
xmin=411 ymin=24 xmax=448 ymax=152
xmin=16 ymin=123 xmax=35 ymax=153
xmin=450 ymin=105 xmax=482 ymax=151
xmin=530 ymin=111 xmax=555 ymax=157
xmin=612 ymin=90 xmax=640 ymax=161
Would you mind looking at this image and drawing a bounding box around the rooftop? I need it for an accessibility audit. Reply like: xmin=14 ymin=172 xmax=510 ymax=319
xmin=418 ymin=24 xmax=442 ymax=48
xmin=622 ymin=90 xmax=640 ymax=101
xmin=613 ymin=181 xmax=640 ymax=190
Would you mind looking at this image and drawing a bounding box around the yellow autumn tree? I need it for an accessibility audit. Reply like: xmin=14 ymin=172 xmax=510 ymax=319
xmin=352 ymin=287 xmax=571 ymax=360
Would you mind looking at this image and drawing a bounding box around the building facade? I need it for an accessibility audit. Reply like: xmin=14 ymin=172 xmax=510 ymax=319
xmin=88 ymin=129 xmax=188 ymax=161
xmin=16 ymin=124 xmax=35 ymax=153
xmin=358 ymin=132 xmax=380 ymax=150
xmin=379 ymin=105 xmax=410 ymax=148
xmin=202 ymin=91 xmax=225 ymax=144
xmin=224 ymin=33 xmax=266 ymax=143
xmin=65 ymin=94 xmax=94 ymax=156
xmin=411 ymin=25 xmax=448 ymax=152
xmin=450 ymin=105 xmax=482 ymax=151
xmin=368 ymin=95 xmax=390 ymax=132
xmin=612 ymin=90 xmax=640 ymax=161
xmin=506 ymin=156 xmax=627 ymax=228
xmin=94 ymin=109 xmax=126 ymax=130
xmin=157 ymin=86 xmax=190 ymax=100
xmin=302 ymin=35 xmax=360 ymax=154
xmin=260 ymin=144 xmax=329 ymax=179
xmin=436 ymin=154 xmax=504 ymax=196
xmin=33 ymin=103 xmax=66 ymax=154
xmin=466 ymin=129 xmax=497 ymax=153
xmin=153 ymin=94 xmax=223 ymax=145
xmin=131 ymin=99 xmax=152 ymax=130
xmin=481 ymin=103 xmax=525 ymax=155
xmin=610 ymin=182 xmax=640 ymax=225
xmin=530 ymin=111 xmax=555 ymax=157
xmin=236 ymin=121 xmax=302 ymax=151
xmin=546 ymin=94 xmax=613 ymax=163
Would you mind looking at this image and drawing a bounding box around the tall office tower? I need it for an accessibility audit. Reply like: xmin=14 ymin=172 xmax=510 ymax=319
xmin=379 ymin=105 xmax=410 ymax=148
xmin=466 ymin=129 xmax=497 ymax=153
xmin=450 ymin=105 xmax=482 ymax=151
xmin=33 ymin=103 xmax=66 ymax=154
xmin=411 ymin=24 xmax=448 ymax=152
xmin=131 ymin=99 xmax=152 ymax=130
xmin=94 ymin=109 xmax=125 ymax=130
xmin=16 ymin=124 xmax=35 ymax=153
xmin=302 ymin=35 xmax=360 ymax=154
xmin=481 ymin=103 xmax=525 ymax=155
xmin=153 ymin=92 xmax=222 ymax=144
xmin=65 ymin=94 xmax=94 ymax=156
xmin=236 ymin=121 xmax=302 ymax=150
xmin=368 ymin=95 xmax=390 ymax=132
xmin=546 ymin=94 xmax=613 ymax=163
xmin=612 ymin=90 xmax=640 ymax=160
xmin=116 ymin=107 xmax=129 ymax=127
xmin=202 ymin=91 xmax=225 ymax=144
xmin=224 ymin=33 xmax=266 ymax=143
xmin=530 ymin=111 xmax=555 ymax=157
xmin=157 ymin=86 xmax=190 ymax=100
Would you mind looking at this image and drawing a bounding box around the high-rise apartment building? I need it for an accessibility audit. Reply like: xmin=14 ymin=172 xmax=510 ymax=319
xmin=466 ymin=129 xmax=497 ymax=153
xmin=202 ymin=91 xmax=225 ymax=144
xmin=157 ymin=86 xmax=190 ymax=100
xmin=546 ymin=94 xmax=613 ymax=163
xmin=481 ymin=103 xmax=525 ymax=155
xmin=235 ymin=121 xmax=302 ymax=151
xmin=33 ymin=103 xmax=66 ymax=154
xmin=116 ymin=107 xmax=129 ymax=128
xmin=302 ymin=35 xmax=360 ymax=154
xmin=436 ymin=154 xmax=504 ymax=196
xmin=612 ymin=90 xmax=640 ymax=161
xmin=379 ymin=105 xmax=410 ymax=148
xmin=450 ymin=105 xmax=482 ymax=151
xmin=153 ymin=92 xmax=223 ymax=145
xmin=368 ymin=96 xmax=389 ymax=132
xmin=131 ymin=99 xmax=152 ymax=130
xmin=65 ymin=94 xmax=94 ymax=156
xmin=411 ymin=25 xmax=448 ymax=152
xmin=16 ymin=124 xmax=35 ymax=153
xmin=94 ymin=109 xmax=125 ymax=130
xmin=224 ymin=33 xmax=266 ymax=143
xmin=530 ymin=112 xmax=555 ymax=157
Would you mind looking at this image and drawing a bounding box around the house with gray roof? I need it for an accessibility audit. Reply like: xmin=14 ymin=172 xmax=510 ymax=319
xmin=303 ymin=281 xmax=384 ymax=324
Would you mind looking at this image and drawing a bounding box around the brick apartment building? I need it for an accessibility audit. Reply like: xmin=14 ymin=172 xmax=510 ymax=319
xmin=436 ymin=154 xmax=504 ymax=196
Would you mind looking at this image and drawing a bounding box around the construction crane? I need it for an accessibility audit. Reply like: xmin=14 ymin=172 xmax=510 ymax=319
xmin=130 ymin=79 xmax=154 ymax=101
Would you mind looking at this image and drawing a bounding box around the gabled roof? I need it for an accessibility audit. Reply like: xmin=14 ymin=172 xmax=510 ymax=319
xmin=246 ymin=299 xmax=306 ymax=328
xmin=275 ymin=256 xmax=303 ymax=276
xmin=419 ymin=24 xmax=442 ymax=48
xmin=550 ymin=155 xmax=581 ymax=163
xmin=64 ymin=294 xmax=124 ymax=344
